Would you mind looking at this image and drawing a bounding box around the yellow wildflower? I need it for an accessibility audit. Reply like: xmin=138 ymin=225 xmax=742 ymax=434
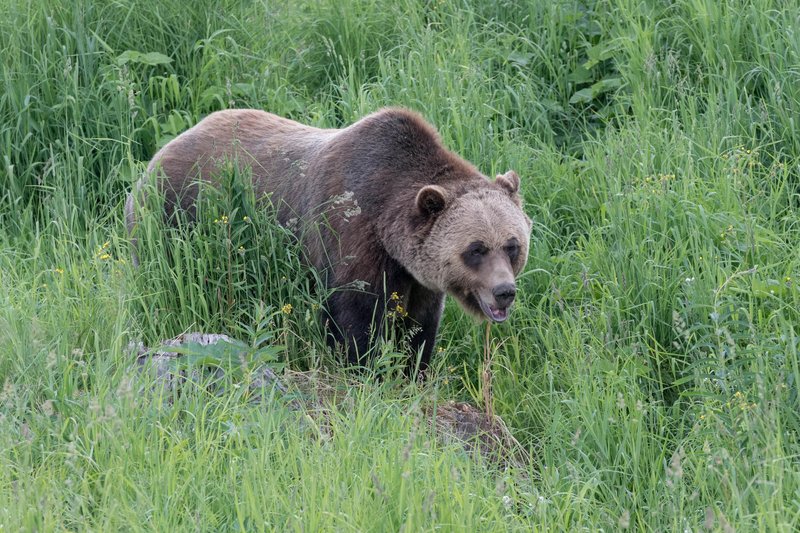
xmin=96 ymin=241 xmax=112 ymax=259
xmin=281 ymin=303 xmax=293 ymax=315
xmin=54 ymin=268 xmax=64 ymax=275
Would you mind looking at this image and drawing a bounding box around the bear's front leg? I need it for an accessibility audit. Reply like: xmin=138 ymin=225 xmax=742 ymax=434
xmin=325 ymin=288 xmax=384 ymax=366
xmin=324 ymin=254 xmax=414 ymax=366
xmin=403 ymin=283 xmax=445 ymax=374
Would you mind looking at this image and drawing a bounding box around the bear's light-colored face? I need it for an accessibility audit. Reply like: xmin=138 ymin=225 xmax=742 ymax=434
xmin=413 ymin=173 xmax=532 ymax=322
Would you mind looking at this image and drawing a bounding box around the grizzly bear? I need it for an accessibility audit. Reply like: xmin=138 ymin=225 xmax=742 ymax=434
xmin=125 ymin=108 xmax=531 ymax=372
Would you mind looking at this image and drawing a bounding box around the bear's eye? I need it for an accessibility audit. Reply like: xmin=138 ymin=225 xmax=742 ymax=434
xmin=461 ymin=242 xmax=487 ymax=269
xmin=469 ymin=243 xmax=488 ymax=257
xmin=504 ymin=240 xmax=520 ymax=261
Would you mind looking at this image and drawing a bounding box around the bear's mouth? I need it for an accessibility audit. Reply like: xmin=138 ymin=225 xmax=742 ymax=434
xmin=452 ymin=287 xmax=512 ymax=323
xmin=477 ymin=297 xmax=509 ymax=323
xmin=461 ymin=291 xmax=510 ymax=323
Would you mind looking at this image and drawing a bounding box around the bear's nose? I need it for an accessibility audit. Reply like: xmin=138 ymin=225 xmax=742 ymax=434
xmin=492 ymin=283 xmax=516 ymax=308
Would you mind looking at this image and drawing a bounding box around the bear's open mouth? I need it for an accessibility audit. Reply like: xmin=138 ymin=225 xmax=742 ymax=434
xmin=477 ymin=296 xmax=509 ymax=323
xmin=456 ymin=289 xmax=511 ymax=323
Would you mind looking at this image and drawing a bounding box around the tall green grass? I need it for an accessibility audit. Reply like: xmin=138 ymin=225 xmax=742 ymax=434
xmin=2 ymin=0 xmax=800 ymax=529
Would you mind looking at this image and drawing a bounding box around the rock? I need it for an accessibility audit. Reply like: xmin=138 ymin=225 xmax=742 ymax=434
xmin=130 ymin=332 xmax=285 ymax=398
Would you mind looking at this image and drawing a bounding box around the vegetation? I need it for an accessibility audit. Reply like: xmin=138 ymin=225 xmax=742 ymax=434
xmin=1 ymin=0 xmax=799 ymax=529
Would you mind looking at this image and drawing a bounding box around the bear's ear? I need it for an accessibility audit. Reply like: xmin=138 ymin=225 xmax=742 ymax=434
xmin=416 ymin=185 xmax=448 ymax=216
xmin=495 ymin=170 xmax=521 ymax=195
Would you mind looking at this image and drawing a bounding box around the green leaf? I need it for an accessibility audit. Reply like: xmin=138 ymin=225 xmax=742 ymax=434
xmin=199 ymin=86 xmax=226 ymax=108
xmin=566 ymin=65 xmax=592 ymax=84
xmin=116 ymin=50 xmax=172 ymax=66
xmin=569 ymin=88 xmax=594 ymax=104
xmin=140 ymin=52 xmax=173 ymax=66
xmin=752 ymin=279 xmax=791 ymax=298
xmin=569 ymin=78 xmax=623 ymax=104
xmin=155 ymin=339 xmax=248 ymax=363
xmin=582 ymin=41 xmax=620 ymax=70
xmin=251 ymin=345 xmax=284 ymax=364
xmin=590 ymin=77 xmax=623 ymax=95
xmin=254 ymin=331 xmax=276 ymax=347
xmin=507 ymin=51 xmax=532 ymax=67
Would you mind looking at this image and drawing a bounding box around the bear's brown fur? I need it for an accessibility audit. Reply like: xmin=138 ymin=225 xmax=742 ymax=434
xmin=126 ymin=108 xmax=531 ymax=371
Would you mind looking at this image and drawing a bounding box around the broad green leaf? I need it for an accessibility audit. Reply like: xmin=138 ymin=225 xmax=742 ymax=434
xmin=117 ymin=50 xmax=172 ymax=66
xmin=569 ymin=87 xmax=594 ymax=104
xmin=507 ymin=51 xmax=532 ymax=67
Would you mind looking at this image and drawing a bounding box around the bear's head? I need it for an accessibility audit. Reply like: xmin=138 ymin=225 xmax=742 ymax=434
xmin=414 ymin=170 xmax=532 ymax=322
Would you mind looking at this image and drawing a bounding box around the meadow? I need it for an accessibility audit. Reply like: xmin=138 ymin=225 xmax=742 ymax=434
xmin=2 ymin=0 xmax=800 ymax=530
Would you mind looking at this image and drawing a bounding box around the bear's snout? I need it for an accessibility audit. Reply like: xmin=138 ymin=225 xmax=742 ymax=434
xmin=492 ymin=283 xmax=516 ymax=309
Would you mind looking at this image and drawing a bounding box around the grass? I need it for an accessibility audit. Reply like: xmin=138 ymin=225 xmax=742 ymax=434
xmin=2 ymin=0 xmax=800 ymax=529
